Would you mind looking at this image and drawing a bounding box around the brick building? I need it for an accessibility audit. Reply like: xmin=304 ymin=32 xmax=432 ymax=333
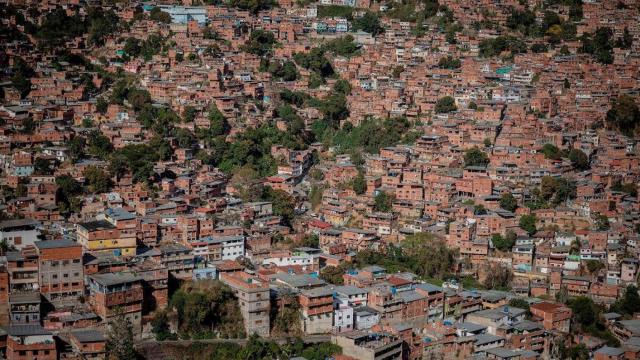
xmin=34 ymin=240 xmax=83 ymax=306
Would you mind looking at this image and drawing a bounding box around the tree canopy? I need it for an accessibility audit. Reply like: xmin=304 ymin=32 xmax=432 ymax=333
xmin=435 ymin=96 xmax=457 ymax=113
xmin=606 ymin=95 xmax=640 ymax=137
xmin=352 ymin=12 xmax=384 ymax=36
xmin=464 ymin=147 xmax=490 ymax=167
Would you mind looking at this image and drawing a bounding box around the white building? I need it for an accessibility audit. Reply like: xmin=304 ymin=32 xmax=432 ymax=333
xmin=0 ymin=219 xmax=40 ymax=250
xmin=354 ymin=307 xmax=380 ymax=330
xmin=333 ymin=285 xmax=368 ymax=307
xmin=193 ymin=235 xmax=245 ymax=261
xmin=334 ymin=305 xmax=354 ymax=333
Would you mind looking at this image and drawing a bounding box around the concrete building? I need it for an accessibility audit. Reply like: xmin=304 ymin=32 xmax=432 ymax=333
xmin=77 ymin=220 xmax=136 ymax=257
xmin=0 ymin=219 xmax=40 ymax=250
xmin=69 ymin=329 xmax=106 ymax=359
xmin=34 ymin=240 xmax=83 ymax=306
xmin=529 ymin=302 xmax=572 ymax=333
xmin=6 ymin=249 xmax=39 ymax=293
xmin=6 ymin=324 xmax=56 ymax=360
xmin=194 ymin=235 xmax=245 ymax=261
xmin=87 ymin=273 xmax=143 ymax=332
xmin=157 ymin=5 xmax=208 ymax=24
xmin=354 ymin=306 xmax=380 ymax=330
xmin=465 ymin=306 xmax=527 ymax=335
xmin=300 ymin=287 xmax=334 ymax=334
xmin=333 ymin=331 xmax=403 ymax=360
xmin=220 ymin=272 xmax=270 ymax=337
xmin=334 ymin=304 xmax=354 ymax=333
xmin=8 ymin=292 xmax=40 ymax=325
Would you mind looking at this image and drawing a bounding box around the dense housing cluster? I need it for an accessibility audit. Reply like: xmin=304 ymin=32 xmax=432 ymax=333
xmin=1 ymin=0 xmax=640 ymax=359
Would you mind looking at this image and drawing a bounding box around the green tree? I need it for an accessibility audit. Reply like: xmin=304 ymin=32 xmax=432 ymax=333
xmin=499 ymin=192 xmax=517 ymax=212
xmin=352 ymin=11 xmax=383 ymax=36
xmin=616 ymin=27 xmax=633 ymax=49
xmin=479 ymin=36 xmax=527 ymax=57
xmin=568 ymin=296 xmax=597 ymax=327
xmin=611 ymin=285 xmax=640 ymax=316
xmin=491 ymin=231 xmax=516 ymax=251
xmin=301 ymin=342 xmax=342 ymax=360
xmin=243 ymin=30 xmax=277 ymax=56
xmin=34 ymin=158 xmax=54 ymax=175
xmin=84 ymin=166 xmax=112 ymax=194
xmin=611 ymin=181 xmax=638 ymax=197
xmin=509 ymin=298 xmax=530 ymax=311
xmin=123 ymin=37 xmax=141 ymax=57
xmin=149 ymin=7 xmax=172 ymax=23
xmin=568 ymin=148 xmax=589 ymax=170
xmin=208 ymin=103 xmax=230 ymax=136
xmin=171 ymin=281 xmax=246 ymax=338
xmin=541 ymin=143 xmax=561 ymax=160
xmin=352 ymin=171 xmax=366 ymax=195
xmin=87 ymin=131 xmax=113 ymax=159
xmin=594 ymin=213 xmax=610 ymax=230
xmin=183 ymin=106 xmax=198 ymax=123
xmin=263 ymin=188 xmax=296 ymax=226
xmin=585 ymin=259 xmax=604 ymax=276
xmin=320 ymin=266 xmax=345 ymax=285
xmin=174 ymin=128 xmax=196 ymax=148
xmin=464 ymin=147 xmax=490 ymax=167
xmin=106 ymin=311 xmax=137 ymax=360
xmin=374 ymin=191 xmax=394 ymax=212
xmin=10 ymin=57 xmax=34 ymax=97
xmin=606 ymin=95 xmax=640 ymax=137
xmin=483 ymin=263 xmax=512 ymax=290
xmin=519 ymin=214 xmax=537 ymax=235
xmin=228 ymin=0 xmax=275 ymax=14
xmin=87 ymin=8 xmax=119 ymax=46
xmin=435 ymin=96 xmax=457 ymax=113
xmin=322 ymin=35 xmax=360 ymax=58
xmin=96 ymin=97 xmax=108 ymax=114
xmin=402 ymin=233 xmax=457 ymax=279
xmin=151 ymin=310 xmax=176 ymax=341
xmin=300 ymin=234 xmax=320 ymax=248
xmin=127 ymin=88 xmax=151 ymax=111
xmin=564 ymin=344 xmax=589 ymax=360
xmin=437 ymin=56 xmax=461 ymax=69
xmin=333 ymin=79 xmax=351 ymax=95
xmin=269 ymin=60 xmax=299 ymax=81
xmin=580 ymin=27 xmax=614 ymax=64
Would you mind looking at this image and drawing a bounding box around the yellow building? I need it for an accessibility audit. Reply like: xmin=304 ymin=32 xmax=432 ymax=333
xmin=76 ymin=220 xmax=136 ymax=257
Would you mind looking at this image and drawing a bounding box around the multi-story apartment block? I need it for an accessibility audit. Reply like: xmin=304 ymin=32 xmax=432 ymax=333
xmin=6 ymin=249 xmax=38 ymax=293
xmin=6 ymin=324 xmax=56 ymax=360
xmin=220 ymin=272 xmax=270 ymax=337
xmin=333 ymin=331 xmax=403 ymax=360
xmin=9 ymin=292 xmax=41 ymax=325
xmin=0 ymin=219 xmax=40 ymax=250
xmin=529 ymin=302 xmax=572 ymax=333
xmin=300 ymin=287 xmax=334 ymax=334
xmin=34 ymin=240 xmax=83 ymax=306
xmin=77 ymin=220 xmax=136 ymax=257
xmin=87 ymin=273 xmax=144 ymax=332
